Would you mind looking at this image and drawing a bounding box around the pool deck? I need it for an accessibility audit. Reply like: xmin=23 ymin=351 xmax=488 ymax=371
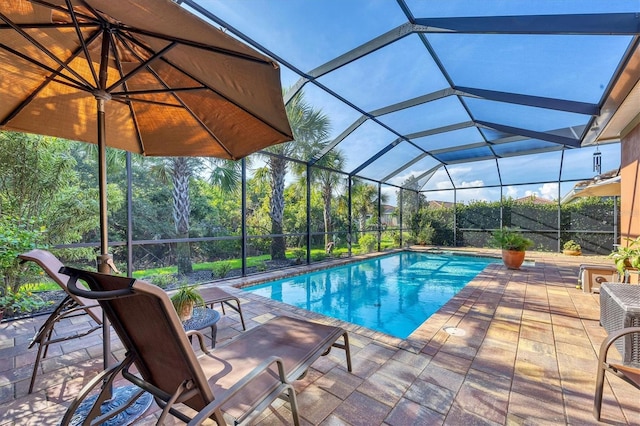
xmin=1 ymin=248 xmax=639 ymax=425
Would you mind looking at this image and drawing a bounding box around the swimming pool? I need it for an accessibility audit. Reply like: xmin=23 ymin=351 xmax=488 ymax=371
xmin=244 ymin=251 xmax=497 ymax=339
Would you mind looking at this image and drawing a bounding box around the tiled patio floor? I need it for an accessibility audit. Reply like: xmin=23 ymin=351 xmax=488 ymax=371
xmin=1 ymin=249 xmax=639 ymax=425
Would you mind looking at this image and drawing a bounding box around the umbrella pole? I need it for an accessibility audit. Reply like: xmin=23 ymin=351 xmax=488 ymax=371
xmin=96 ymin=96 xmax=112 ymax=374
xmin=75 ymin=96 xmax=153 ymax=423
xmin=97 ymin=96 xmax=110 ymax=274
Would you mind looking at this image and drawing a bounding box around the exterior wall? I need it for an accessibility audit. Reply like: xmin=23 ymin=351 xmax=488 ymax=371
xmin=620 ymin=122 xmax=640 ymax=244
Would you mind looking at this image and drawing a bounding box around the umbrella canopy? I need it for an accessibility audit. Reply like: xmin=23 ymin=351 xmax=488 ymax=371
xmin=0 ymin=0 xmax=293 ymax=159
xmin=0 ymin=0 xmax=293 ymax=265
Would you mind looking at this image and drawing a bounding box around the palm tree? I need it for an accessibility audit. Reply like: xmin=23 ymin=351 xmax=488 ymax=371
xmin=265 ymin=90 xmax=330 ymax=259
xmin=351 ymin=180 xmax=387 ymax=240
xmin=151 ymin=157 xmax=241 ymax=275
xmin=204 ymin=157 xmax=244 ymax=194
xmin=150 ymin=157 xmax=198 ymax=274
xmin=311 ymin=150 xmax=346 ymax=247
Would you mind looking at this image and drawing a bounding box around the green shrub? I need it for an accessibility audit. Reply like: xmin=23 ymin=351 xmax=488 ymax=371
xmin=148 ymin=274 xmax=181 ymax=289
xmin=0 ymin=288 xmax=51 ymax=316
xmin=212 ymin=261 xmax=233 ymax=278
xmin=417 ymin=223 xmax=435 ymax=245
xmin=292 ymin=248 xmax=305 ymax=264
xmin=358 ymin=234 xmax=377 ymax=253
xmin=311 ymin=252 xmax=327 ymax=262
xmin=0 ymin=216 xmax=46 ymax=293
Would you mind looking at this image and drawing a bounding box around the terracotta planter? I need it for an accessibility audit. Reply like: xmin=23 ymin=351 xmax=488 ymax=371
xmin=502 ymin=249 xmax=526 ymax=270
xmin=563 ymin=249 xmax=582 ymax=256
xmin=177 ymin=302 xmax=194 ymax=322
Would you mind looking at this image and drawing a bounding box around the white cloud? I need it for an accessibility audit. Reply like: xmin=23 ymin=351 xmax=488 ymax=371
xmin=538 ymin=183 xmax=558 ymax=200
xmin=458 ymin=179 xmax=484 ymax=188
xmin=505 ymin=186 xmax=519 ymax=198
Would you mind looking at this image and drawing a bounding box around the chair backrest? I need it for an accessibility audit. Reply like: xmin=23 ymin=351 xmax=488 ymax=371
xmin=60 ymin=266 xmax=215 ymax=410
xmin=18 ymin=249 xmax=102 ymax=324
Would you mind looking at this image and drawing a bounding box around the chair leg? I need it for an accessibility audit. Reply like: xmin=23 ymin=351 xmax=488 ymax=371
xmin=288 ymin=385 xmax=300 ymax=426
xmin=212 ymin=298 xmax=246 ymax=331
xmin=28 ymin=321 xmax=57 ymax=394
xmin=593 ymin=362 xmax=606 ymax=420
xmin=224 ymin=298 xmax=246 ymax=330
xmin=28 ymin=341 xmax=47 ymax=394
xmin=593 ymin=365 xmax=604 ymax=421
xmin=210 ymin=324 xmax=218 ymax=348
xmin=41 ymin=327 xmax=54 ymax=360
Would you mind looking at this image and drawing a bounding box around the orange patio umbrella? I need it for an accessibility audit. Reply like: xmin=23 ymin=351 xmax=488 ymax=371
xmin=0 ymin=0 xmax=293 ymax=270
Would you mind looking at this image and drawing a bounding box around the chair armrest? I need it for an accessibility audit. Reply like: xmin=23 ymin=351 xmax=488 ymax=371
xmin=187 ymin=356 xmax=290 ymax=425
xmin=598 ymin=326 xmax=640 ymax=363
xmin=185 ymin=330 xmax=210 ymax=353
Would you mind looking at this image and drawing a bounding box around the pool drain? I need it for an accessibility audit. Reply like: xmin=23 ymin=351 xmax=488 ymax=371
xmin=444 ymin=327 xmax=466 ymax=336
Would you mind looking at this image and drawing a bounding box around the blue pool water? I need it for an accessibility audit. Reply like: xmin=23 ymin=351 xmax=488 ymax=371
xmin=244 ymin=252 xmax=497 ymax=339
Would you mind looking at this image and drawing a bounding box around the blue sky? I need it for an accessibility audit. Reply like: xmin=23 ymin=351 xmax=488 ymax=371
xmin=193 ymin=1 xmax=634 ymax=204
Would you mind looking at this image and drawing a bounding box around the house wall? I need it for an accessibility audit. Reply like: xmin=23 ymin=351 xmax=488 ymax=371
xmin=620 ymin=121 xmax=640 ymax=243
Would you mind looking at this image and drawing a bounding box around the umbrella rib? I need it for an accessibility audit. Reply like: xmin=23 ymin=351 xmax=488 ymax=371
xmin=105 ymin=42 xmax=178 ymax=94
xmin=111 ymin=87 xmax=207 ymax=96
xmin=0 ymin=12 xmax=94 ymax=89
xmin=110 ymin=96 xmax=183 ymax=108
xmin=109 ymin=36 xmax=146 ymax=156
xmin=0 ymin=22 xmax=96 ymax=30
xmin=124 ymin=26 xmax=272 ymax=65
xmin=65 ymin=0 xmax=99 ymax=87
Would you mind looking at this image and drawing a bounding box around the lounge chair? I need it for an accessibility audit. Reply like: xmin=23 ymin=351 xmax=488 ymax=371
xmin=593 ymin=326 xmax=640 ymax=420
xmin=17 ymin=249 xmax=102 ymax=394
xmin=59 ymin=266 xmax=352 ymax=425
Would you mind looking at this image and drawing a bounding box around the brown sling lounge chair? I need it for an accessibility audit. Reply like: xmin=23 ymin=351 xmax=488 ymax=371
xmin=17 ymin=249 xmax=102 ymax=394
xmin=59 ymin=266 xmax=352 ymax=425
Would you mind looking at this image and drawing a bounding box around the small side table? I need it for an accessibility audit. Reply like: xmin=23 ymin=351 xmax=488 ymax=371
xmin=578 ymin=264 xmax=619 ymax=293
xmin=182 ymin=307 xmax=220 ymax=348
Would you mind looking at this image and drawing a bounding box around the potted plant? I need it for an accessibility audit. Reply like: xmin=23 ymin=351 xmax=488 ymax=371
xmin=562 ymin=240 xmax=582 ymax=256
xmin=609 ymin=236 xmax=640 ymax=278
xmin=489 ymin=227 xmax=533 ymax=270
xmin=170 ymin=284 xmax=204 ymax=321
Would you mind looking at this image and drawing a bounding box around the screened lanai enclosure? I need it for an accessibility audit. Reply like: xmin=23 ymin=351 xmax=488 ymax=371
xmin=3 ymin=1 xmax=639 ymax=280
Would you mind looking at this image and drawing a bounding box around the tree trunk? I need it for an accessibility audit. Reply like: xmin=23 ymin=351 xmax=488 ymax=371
xmin=172 ymin=157 xmax=192 ymax=274
xmin=269 ymin=156 xmax=287 ymax=260
xmin=323 ymin=183 xmax=332 ymax=247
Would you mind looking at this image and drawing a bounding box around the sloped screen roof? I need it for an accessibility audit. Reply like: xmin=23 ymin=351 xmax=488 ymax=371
xmin=180 ymin=0 xmax=639 ymax=194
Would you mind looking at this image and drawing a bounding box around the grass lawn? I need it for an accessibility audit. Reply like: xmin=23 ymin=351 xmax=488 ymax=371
xmin=25 ymin=238 xmax=397 ymax=292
